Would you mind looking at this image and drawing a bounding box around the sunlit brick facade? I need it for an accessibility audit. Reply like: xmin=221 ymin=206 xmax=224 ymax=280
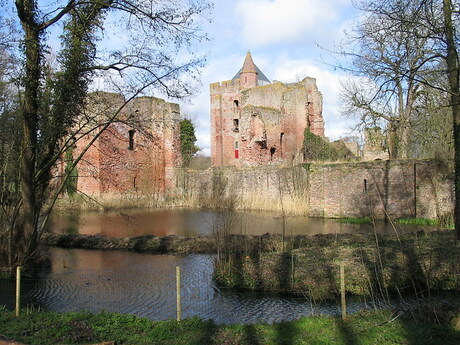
xmin=210 ymin=52 xmax=325 ymax=167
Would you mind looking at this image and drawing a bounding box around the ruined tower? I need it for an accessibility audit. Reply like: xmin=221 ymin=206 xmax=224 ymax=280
xmin=74 ymin=93 xmax=182 ymax=200
xmin=210 ymin=52 xmax=325 ymax=167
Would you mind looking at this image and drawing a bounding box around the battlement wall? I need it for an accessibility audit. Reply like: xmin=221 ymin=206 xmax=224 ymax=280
xmin=210 ymin=79 xmax=241 ymax=95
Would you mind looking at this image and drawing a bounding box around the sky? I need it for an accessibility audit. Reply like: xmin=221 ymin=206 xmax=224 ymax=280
xmin=179 ymin=0 xmax=360 ymax=156
xmin=2 ymin=0 xmax=360 ymax=156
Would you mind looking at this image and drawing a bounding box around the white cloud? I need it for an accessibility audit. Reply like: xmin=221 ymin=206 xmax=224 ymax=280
xmin=179 ymin=53 xmax=252 ymax=156
xmin=235 ymin=0 xmax=347 ymax=47
xmin=183 ymin=53 xmax=361 ymax=155
xmin=271 ymin=58 xmax=354 ymax=140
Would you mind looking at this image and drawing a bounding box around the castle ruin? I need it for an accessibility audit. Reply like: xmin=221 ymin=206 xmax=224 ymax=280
xmin=73 ymin=92 xmax=182 ymax=200
xmin=210 ymin=52 xmax=325 ymax=167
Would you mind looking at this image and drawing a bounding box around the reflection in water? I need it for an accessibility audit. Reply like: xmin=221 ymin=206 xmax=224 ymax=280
xmin=0 ymin=248 xmax=460 ymax=324
xmin=7 ymin=248 xmax=395 ymax=324
xmin=49 ymin=209 xmax=433 ymax=238
xmin=26 ymin=210 xmax=444 ymax=324
xmin=3 ymin=247 xmax=457 ymax=324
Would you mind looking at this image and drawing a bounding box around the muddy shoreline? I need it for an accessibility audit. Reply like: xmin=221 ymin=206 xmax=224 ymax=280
xmin=42 ymin=231 xmax=402 ymax=254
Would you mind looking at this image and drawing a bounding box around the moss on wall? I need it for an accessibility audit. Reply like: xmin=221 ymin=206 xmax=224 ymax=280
xmin=303 ymin=128 xmax=355 ymax=162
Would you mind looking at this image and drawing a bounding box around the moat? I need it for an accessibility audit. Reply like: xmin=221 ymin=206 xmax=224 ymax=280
xmin=2 ymin=209 xmax=456 ymax=325
xmin=49 ymin=208 xmax=437 ymax=238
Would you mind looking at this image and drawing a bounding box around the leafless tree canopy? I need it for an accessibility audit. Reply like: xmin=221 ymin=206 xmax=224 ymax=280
xmin=0 ymin=0 xmax=212 ymax=273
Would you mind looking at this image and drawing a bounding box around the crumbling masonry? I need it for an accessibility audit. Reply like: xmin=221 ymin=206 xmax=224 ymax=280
xmin=210 ymin=52 xmax=325 ymax=167
xmin=74 ymin=92 xmax=182 ymax=199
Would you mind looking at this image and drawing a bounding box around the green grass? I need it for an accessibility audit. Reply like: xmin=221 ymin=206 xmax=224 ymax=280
xmin=335 ymin=216 xmax=455 ymax=229
xmin=335 ymin=217 xmax=373 ymax=224
xmin=0 ymin=307 xmax=458 ymax=345
xmin=396 ymin=217 xmax=454 ymax=229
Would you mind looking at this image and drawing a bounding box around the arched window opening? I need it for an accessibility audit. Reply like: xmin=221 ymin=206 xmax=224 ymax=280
xmin=270 ymin=147 xmax=276 ymax=161
xmin=234 ymin=100 xmax=239 ymax=112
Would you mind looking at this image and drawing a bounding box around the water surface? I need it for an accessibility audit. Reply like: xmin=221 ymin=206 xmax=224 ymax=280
xmin=2 ymin=209 xmax=445 ymax=324
xmin=50 ymin=208 xmax=433 ymax=238
xmin=2 ymin=247 xmax=433 ymax=324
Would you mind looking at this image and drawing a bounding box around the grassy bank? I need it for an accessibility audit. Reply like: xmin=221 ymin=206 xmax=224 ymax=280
xmin=396 ymin=217 xmax=454 ymax=229
xmin=0 ymin=307 xmax=459 ymax=345
xmin=213 ymin=230 xmax=460 ymax=299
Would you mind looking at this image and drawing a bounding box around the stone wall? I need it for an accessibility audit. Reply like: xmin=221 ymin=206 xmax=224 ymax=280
xmin=74 ymin=93 xmax=182 ymax=201
xmin=175 ymin=159 xmax=454 ymax=219
xmin=210 ymin=53 xmax=325 ymax=168
xmin=174 ymin=164 xmax=309 ymax=213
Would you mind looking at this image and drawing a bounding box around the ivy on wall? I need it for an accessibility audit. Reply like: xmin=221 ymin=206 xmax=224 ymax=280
xmin=303 ymin=128 xmax=355 ymax=162
xmin=64 ymin=147 xmax=78 ymax=196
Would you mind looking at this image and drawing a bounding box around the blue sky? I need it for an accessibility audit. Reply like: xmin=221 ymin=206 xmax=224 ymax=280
xmin=3 ymin=0 xmax=360 ymax=155
xmin=181 ymin=0 xmax=359 ymax=155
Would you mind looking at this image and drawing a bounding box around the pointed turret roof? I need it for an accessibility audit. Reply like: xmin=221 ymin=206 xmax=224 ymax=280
xmin=241 ymin=51 xmax=258 ymax=73
xmin=232 ymin=51 xmax=271 ymax=84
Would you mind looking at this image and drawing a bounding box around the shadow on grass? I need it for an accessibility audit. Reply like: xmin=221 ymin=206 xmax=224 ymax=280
xmin=242 ymin=324 xmax=262 ymax=345
xmin=273 ymin=321 xmax=300 ymax=345
xmin=195 ymin=319 xmax=218 ymax=345
xmin=335 ymin=316 xmax=359 ymax=345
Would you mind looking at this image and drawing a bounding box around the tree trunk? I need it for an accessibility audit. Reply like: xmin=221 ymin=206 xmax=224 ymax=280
xmin=387 ymin=119 xmax=400 ymax=159
xmin=443 ymin=0 xmax=460 ymax=240
xmin=17 ymin=0 xmax=41 ymax=265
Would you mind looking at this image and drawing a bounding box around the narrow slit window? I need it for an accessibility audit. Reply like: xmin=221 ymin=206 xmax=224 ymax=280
xmin=363 ymin=179 xmax=367 ymax=192
xmin=128 ymin=130 xmax=135 ymax=150
xmin=280 ymin=132 xmax=284 ymax=157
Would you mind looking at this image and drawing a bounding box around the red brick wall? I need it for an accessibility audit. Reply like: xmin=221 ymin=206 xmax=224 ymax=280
xmin=210 ymin=77 xmax=325 ymax=167
xmin=74 ymin=93 xmax=182 ymax=200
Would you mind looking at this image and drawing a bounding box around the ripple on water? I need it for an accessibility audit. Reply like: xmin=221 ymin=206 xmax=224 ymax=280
xmin=19 ymin=248 xmax=460 ymax=324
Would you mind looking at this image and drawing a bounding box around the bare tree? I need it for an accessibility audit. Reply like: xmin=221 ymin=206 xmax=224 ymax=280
xmin=339 ymin=0 xmax=459 ymax=239
xmin=408 ymin=75 xmax=453 ymax=159
xmin=0 ymin=0 xmax=211 ymax=273
xmin=339 ymin=1 xmax=439 ymax=158
xmin=442 ymin=0 xmax=460 ymax=240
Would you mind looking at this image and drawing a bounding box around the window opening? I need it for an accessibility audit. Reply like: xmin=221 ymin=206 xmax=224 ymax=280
xmin=270 ymin=147 xmax=276 ymax=161
xmin=363 ymin=179 xmax=367 ymax=192
xmin=280 ymin=132 xmax=284 ymax=157
xmin=128 ymin=130 xmax=135 ymax=150
xmin=233 ymin=119 xmax=239 ymax=132
xmin=234 ymin=100 xmax=239 ymax=111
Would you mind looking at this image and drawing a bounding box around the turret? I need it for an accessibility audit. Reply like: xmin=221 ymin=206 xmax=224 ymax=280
xmin=239 ymin=51 xmax=259 ymax=88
